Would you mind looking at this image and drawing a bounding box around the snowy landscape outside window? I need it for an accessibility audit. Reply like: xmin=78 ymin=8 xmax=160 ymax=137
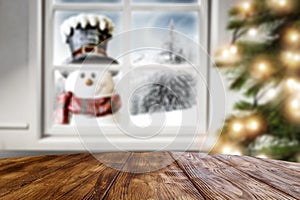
xmin=44 ymin=0 xmax=209 ymax=137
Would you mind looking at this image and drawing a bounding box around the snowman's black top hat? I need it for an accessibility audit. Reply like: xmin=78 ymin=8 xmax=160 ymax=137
xmin=61 ymin=14 xmax=118 ymax=73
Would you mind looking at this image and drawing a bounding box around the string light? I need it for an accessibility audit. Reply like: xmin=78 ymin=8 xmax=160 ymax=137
xmin=285 ymin=29 xmax=300 ymax=44
xmin=266 ymin=88 xmax=277 ymax=99
xmin=284 ymin=95 xmax=300 ymax=122
xmin=258 ymin=63 xmax=268 ymax=71
xmin=239 ymin=1 xmax=252 ymax=15
xmin=246 ymin=118 xmax=260 ymax=132
xmin=285 ymin=77 xmax=300 ymax=92
xmin=248 ymin=28 xmax=258 ymax=37
xmin=278 ymin=0 xmax=287 ymax=7
xmin=290 ymin=32 xmax=299 ymax=42
xmin=231 ymin=120 xmax=244 ymax=133
xmin=220 ymin=45 xmax=238 ymax=57
xmin=281 ymin=51 xmax=300 ymax=69
xmin=222 ymin=49 xmax=230 ymax=58
xmin=252 ymin=59 xmax=273 ymax=79
xmin=221 ymin=145 xmax=242 ymax=156
xmin=291 ymin=98 xmax=300 ymax=109
xmin=269 ymin=0 xmax=291 ymax=10
xmin=216 ymin=45 xmax=240 ymax=65
xmin=245 ymin=115 xmax=265 ymax=138
xmin=230 ymin=45 xmax=238 ymax=54
xmin=241 ymin=1 xmax=251 ymax=11
xmin=233 ymin=123 xmax=243 ymax=132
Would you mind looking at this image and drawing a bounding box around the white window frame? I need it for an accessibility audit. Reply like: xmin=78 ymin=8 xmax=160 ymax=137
xmin=40 ymin=0 xmax=211 ymax=150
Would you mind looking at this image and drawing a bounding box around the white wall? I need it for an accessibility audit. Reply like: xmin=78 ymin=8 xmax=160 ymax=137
xmin=0 ymin=0 xmax=31 ymax=127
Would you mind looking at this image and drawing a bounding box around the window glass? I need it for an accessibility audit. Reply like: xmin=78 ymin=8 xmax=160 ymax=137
xmin=131 ymin=11 xmax=199 ymax=65
xmin=53 ymin=11 xmax=121 ymax=65
xmin=128 ymin=68 xmax=199 ymax=127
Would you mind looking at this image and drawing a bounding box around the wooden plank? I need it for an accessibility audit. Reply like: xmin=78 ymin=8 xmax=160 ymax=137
xmin=1 ymin=153 xmax=131 ymax=200
xmin=66 ymin=152 xmax=132 ymax=199
xmin=0 ymin=156 xmax=38 ymax=166
xmin=0 ymin=153 xmax=91 ymax=197
xmin=0 ymin=153 xmax=84 ymax=182
xmin=105 ymin=152 xmax=204 ymax=200
xmin=172 ymin=152 xmax=296 ymax=200
xmin=258 ymin=157 xmax=300 ymax=173
xmin=0 ymin=154 xmax=63 ymax=172
xmin=214 ymin=154 xmax=300 ymax=199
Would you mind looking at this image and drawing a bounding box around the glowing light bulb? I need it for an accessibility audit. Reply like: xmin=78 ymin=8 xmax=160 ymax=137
xmin=285 ymin=95 xmax=300 ymax=121
xmin=285 ymin=78 xmax=300 ymax=92
xmin=216 ymin=45 xmax=240 ymax=64
xmin=252 ymin=59 xmax=273 ymax=79
xmin=258 ymin=63 xmax=268 ymax=72
xmin=269 ymin=0 xmax=290 ymax=10
xmin=242 ymin=2 xmax=251 ymax=11
xmin=287 ymin=30 xmax=300 ymax=43
xmin=291 ymin=99 xmax=300 ymax=109
xmin=295 ymin=54 xmax=300 ymax=61
xmin=221 ymin=145 xmax=242 ymax=155
xmin=222 ymin=146 xmax=232 ymax=154
xmin=247 ymin=120 xmax=260 ymax=131
xmin=248 ymin=28 xmax=258 ymax=36
xmin=230 ymin=45 xmax=238 ymax=54
xmin=232 ymin=121 xmax=243 ymax=132
xmin=286 ymin=52 xmax=293 ymax=59
xmin=291 ymin=33 xmax=299 ymax=42
xmin=222 ymin=49 xmax=230 ymax=58
xmin=266 ymin=89 xmax=277 ymax=98
xmin=279 ymin=0 xmax=287 ymax=6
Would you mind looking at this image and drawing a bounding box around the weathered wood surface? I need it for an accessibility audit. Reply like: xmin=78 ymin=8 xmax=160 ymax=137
xmin=0 ymin=152 xmax=299 ymax=200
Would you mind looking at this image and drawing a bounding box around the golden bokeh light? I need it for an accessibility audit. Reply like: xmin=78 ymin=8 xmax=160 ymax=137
xmin=284 ymin=95 xmax=300 ymax=122
xmin=281 ymin=51 xmax=300 ymax=69
xmin=285 ymin=77 xmax=300 ymax=93
xmin=216 ymin=45 xmax=240 ymax=65
xmin=248 ymin=28 xmax=258 ymax=37
xmin=285 ymin=29 xmax=300 ymax=44
xmin=251 ymin=59 xmax=273 ymax=79
xmin=221 ymin=145 xmax=242 ymax=156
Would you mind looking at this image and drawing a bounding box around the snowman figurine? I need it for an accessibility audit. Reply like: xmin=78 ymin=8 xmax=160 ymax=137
xmin=55 ymin=13 xmax=121 ymax=125
xmin=55 ymin=70 xmax=121 ymax=125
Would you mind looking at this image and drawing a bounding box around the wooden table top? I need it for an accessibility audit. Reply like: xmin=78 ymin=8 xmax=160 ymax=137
xmin=1 ymin=152 xmax=300 ymax=200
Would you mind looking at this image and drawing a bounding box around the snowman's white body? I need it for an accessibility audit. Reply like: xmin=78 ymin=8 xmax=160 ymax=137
xmin=65 ymin=70 xmax=119 ymax=126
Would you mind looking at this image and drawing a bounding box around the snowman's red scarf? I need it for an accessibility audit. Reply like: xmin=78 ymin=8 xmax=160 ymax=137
xmin=54 ymin=91 xmax=121 ymax=124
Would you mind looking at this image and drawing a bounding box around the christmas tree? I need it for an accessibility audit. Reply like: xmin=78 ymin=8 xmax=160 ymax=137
xmin=213 ymin=0 xmax=300 ymax=162
xmin=159 ymin=19 xmax=186 ymax=64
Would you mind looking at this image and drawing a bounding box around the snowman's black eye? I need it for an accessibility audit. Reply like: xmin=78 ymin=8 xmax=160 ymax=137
xmin=91 ymin=73 xmax=96 ymax=79
xmin=80 ymin=73 xmax=85 ymax=79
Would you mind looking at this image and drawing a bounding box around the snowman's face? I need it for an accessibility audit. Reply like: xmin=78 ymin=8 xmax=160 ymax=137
xmin=65 ymin=70 xmax=114 ymax=98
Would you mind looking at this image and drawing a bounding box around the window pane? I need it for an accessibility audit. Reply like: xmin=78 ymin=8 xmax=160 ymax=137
xmin=54 ymin=11 xmax=121 ymax=65
xmin=128 ymin=68 xmax=199 ymax=127
xmin=56 ymin=0 xmax=121 ymax=3
xmin=132 ymin=0 xmax=197 ymax=3
xmin=131 ymin=11 xmax=199 ymax=65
